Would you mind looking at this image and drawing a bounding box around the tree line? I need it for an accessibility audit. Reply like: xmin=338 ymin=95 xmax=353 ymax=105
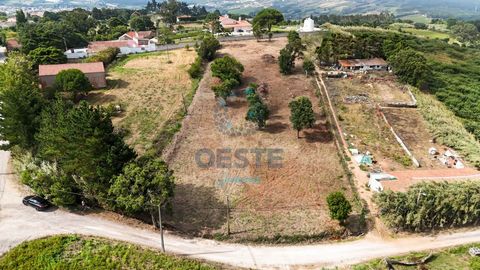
xmin=375 ymin=181 xmax=480 ymax=232
xmin=0 ymin=53 xmax=175 ymax=226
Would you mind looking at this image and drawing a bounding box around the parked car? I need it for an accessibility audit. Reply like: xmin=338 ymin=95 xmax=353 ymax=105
xmin=22 ymin=195 xmax=51 ymax=211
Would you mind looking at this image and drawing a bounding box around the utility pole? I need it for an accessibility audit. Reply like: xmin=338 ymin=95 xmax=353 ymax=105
xmin=158 ymin=204 xmax=165 ymax=252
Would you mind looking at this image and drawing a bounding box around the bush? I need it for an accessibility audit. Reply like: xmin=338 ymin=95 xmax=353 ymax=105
xmin=326 ymin=191 xmax=352 ymax=224
xmin=197 ymin=35 xmax=220 ymax=61
xmin=85 ymin=47 xmax=120 ymax=66
xmin=302 ymin=59 xmax=315 ymax=75
xmin=375 ymin=181 xmax=480 ymax=232
xmin=187 ymin=56 xmax=203 ymax=79
xmin=279 ymin=47 xmax=295 ymax=74
xmin=211 ymin=56 xmax=244 ymax=82
xmin=212 ymin=78 xmax=239 ymax=99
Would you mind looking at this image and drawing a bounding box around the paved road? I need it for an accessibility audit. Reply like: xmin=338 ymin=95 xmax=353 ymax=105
xmin=1 ymin=150 xmax=480 ymax=269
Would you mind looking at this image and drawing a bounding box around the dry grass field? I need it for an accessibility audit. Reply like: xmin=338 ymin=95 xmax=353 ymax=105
xmin=163 ymin=39 xmax=356 ymax=241
xmin=87 ymin=49 xmax=197 ymax=154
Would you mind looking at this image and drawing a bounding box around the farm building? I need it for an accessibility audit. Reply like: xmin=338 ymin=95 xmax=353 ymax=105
xmin=38 ymin=62 xmax=107 ymax=89
xmin=219 ymin=15 xmax=252 ymax=35
xmin=338 ymin=58 xmax=388 ymax=71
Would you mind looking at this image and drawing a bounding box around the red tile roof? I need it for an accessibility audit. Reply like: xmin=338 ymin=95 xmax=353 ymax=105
xmin=338 ymin=58 xmax=388 ymax=67
xmin=88 ymin=40 xmax=133 ymax=53
xmin=124 ymin=31 xmax=154 ymax=39
xmin=219 ymin=15 xmax=252 ymax=28
xmin=39 ymin=62 xmax=105 ymax=76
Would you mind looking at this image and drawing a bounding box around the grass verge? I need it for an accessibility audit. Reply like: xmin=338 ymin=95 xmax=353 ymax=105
xmin=0 ymin=235 xmax=218 ymax=270
xmin=353 ymin=243 xmax=480 ymax=270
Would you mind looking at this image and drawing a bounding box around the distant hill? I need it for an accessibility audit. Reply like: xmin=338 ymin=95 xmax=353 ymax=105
xmin=186 ymin=0 xmax=480 ymax=19
xmin=0 ymin=0 xmax=147 ymax=9
xmin=2 ymin=0 xmax=480 ymax=20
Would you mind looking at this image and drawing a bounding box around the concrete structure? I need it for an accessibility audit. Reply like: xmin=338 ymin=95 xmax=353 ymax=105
xmin=338 ymin=58 xmax=388 ymax=71
xmin=299 ymin=17 xmax=321 ymax=33
xmin=38 ymin=62 xmax=106 ymax=89
xmin=219 ymin=15 xmax=252 ymax=36
xmin=0 ymin=47 xmax=6 ymax=63
xmin=64 ymin=48 xmax=88 ymax=59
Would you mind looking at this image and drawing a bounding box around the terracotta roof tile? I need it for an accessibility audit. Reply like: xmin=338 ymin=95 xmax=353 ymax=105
xmin=39 ymin=62 xmax=105 ymax=76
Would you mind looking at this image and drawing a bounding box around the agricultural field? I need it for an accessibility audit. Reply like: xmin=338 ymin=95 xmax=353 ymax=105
xmin=0 ymin=235 xmax=218 ymax=270
xmin=86 ymin=49 xmax=197 ymax=155
xmin=353 ymin=242 xmax=480 ymax=270
xmin=163 ymin=38 xmax=358 ymax=242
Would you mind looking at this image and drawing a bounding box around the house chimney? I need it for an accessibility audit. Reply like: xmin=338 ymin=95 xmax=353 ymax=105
xmin=239 ymin=16 xmax=242 ymax=21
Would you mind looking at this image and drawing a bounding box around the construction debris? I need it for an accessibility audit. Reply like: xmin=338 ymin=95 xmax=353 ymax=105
xmin=469 ymin=247 xmax=480 ymax=257
xmin=344 ymin=93 xmax=369 ymax=104
xmin=430 ymin=148 xmax=465 ymax=169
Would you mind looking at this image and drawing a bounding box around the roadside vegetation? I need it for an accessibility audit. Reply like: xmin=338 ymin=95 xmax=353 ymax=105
xmin=354 ymin=243 xmax=480 ymax=270
xmin=375 ymin=181 xmax=480 ymax=232
xmin=0 ymin=235 xmax=217 ymax=270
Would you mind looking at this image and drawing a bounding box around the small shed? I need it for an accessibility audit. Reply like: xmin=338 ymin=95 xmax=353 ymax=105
xmin=38 ymin=62 xmax=107 ymax=89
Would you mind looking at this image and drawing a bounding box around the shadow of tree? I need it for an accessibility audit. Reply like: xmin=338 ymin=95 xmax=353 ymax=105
xmin=304 ymin=122 xmax=334 ymax=143
xmin=165 ymin=183 xmax=227 ymax=236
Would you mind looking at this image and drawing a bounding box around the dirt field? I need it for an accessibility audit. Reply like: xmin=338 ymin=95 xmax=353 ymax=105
xmin=164 ymin=38 xmax=356 ymax=241
xmin=382 ymin=108 xmax=445 ymax=169
xmin=87 ymin=49 xmax=196 ymax=154
xmin=325 ymin=77 xmax=412 ymax=170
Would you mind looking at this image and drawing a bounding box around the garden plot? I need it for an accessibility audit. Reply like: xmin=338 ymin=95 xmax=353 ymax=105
xmin=86 ymin=49 xmax=197 ymax=154
xmin=164 ymin=38 xmax=356 ymax=241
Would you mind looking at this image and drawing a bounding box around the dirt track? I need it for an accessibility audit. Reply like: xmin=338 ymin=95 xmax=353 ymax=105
xmin=2 ymin=152 xmax=480 ymax=269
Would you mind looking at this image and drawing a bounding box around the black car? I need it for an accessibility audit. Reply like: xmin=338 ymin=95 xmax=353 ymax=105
xmin=22 ymin=195 xmax=51 ymax=211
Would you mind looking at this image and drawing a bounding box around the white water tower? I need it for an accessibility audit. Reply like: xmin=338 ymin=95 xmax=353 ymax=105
xmin=302 ymin=17 xmax=315 ymax=32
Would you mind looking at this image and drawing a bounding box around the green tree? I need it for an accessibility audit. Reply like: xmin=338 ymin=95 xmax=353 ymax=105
xmin=197 ymin=35 xmax=220 ymax=61
xmin=211 ymin=55 xmax=244 ymax=82
xmin=35 ymin=99 xmax=136 ymax=204
xmin=326 ymin=192 xmax=352 ymax=224
xmin=54 ymin=69 xmax=92 ymax=101
xmin=303 ymin=59 xmax=315 ymax=76
xmin=204 ymin=13 xmax=223 ymax=34
xmin=129 ymin=15 xmax=154 ymax=31
xmin=451 ymin=22 xmax=479 ymax=44
xmin=28 ymin=47 xmax=67 ymax=68
xmin=252 ymin=8 xmax=284 ymax=41
xmin=288 ymin=96 xmax=315 ymax=138
xmin=245 ymin=93 xmax=269 ymax=128
xmin=279 ymin=46 xmax=295 ymax=75
xmin=0 ymin=53 xmax=44 ymax=150
xmin=109 ymin=158 xmax=175 ymax=227
xmin=389 ymin=48 xmax=431 ymax=89
xmin=15 ymin=10 xmax=27 ymax=27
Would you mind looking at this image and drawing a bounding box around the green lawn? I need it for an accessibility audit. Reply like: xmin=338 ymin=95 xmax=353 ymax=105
xmin=398 ymin=14 xmax=431 ymax=24
xmin=354 ymin=243 xmax=480 ymax=270
xmin=0 ymin=235 xmax=218 ymax=270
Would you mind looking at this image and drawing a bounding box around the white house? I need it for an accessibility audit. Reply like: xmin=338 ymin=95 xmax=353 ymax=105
xmin=65 ymin=31 xmax=158 ymax=59
xmin=219 ymin=15 xmax=252 ymax=36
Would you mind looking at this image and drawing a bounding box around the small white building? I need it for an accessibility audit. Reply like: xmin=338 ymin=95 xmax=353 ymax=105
xmin=368 ymin=173 xmax=397 ymax=192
